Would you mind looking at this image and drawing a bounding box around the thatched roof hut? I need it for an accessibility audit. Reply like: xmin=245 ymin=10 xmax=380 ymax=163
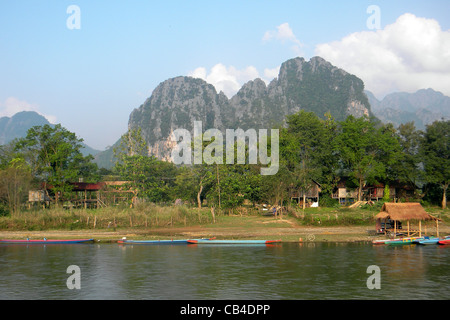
xmin=375 ymin=203 xmax=438 ymax=221
xmin=375 ymin=202 xmax=441 ymax=237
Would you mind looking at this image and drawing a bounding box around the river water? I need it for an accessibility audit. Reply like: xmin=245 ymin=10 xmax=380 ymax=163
xmin=1 ymin=242 xmax=449 ymax=300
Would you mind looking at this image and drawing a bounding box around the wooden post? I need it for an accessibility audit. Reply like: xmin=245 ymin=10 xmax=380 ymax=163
xmin=211 ymin=207 xmax=216 ymax=224
xmin=436 ymin=219 xmax=439 ymax=237
xmin=407 ymin=221 xmax=410 ymax=236
xmin=419 ymin=220 xmax=422 ymax=237
xmin=394 ymin=220 xmax=397 ymax=238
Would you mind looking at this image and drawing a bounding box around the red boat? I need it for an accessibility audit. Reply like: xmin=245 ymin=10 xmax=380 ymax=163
xmin=0 ymin=238 xmax=94 ymax=244
xmin=438 ymin=239 xmax=450 ymax=245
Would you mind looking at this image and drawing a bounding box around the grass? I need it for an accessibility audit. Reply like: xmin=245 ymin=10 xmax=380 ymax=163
xmin=0 ymin=204 xmax=214 ymax=231
xmin=0 ymin=203 xmax=448 ymax=233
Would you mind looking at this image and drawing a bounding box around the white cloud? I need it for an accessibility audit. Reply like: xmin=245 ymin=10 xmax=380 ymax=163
xmin=264 ymin=66 xmax=280 ymax=80
xmin=188 ymin=63 xmax=278 ymax=98
xmin=315 ymin=13 xmax=450 ymax=99
xmin=263 ymin=22 xmax=303 ymax=55
xmin=0 ymin=97 xmax=57 ymax=123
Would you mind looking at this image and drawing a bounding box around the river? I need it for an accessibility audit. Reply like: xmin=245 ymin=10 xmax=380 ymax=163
xmin=1 ymin=242 xmax=449 ymax=300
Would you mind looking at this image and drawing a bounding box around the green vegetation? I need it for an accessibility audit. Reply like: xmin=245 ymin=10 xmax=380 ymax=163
xmin=1 ymin=204 xmax=448 ymax=234
xmin=0 ymin=113 xmax=448 ymax=230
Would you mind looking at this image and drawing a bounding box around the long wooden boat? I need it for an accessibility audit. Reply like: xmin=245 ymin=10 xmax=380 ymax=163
xmin=415 ymin=237 xmax=439 ymax=245
xmin=415 ymin=236 xmax=450 ymax=245
xmin=187 ymin=239 xmax=281 ymax=245
xmin=0 ymin=238 xmax=94 ymax=244
xmin=387 ymin=237 xmax=425 ymax=245
xmin=372 ymin=237 xmax=424 ymax=245
xmin=118 ymin=239 xmax=189 ymax=245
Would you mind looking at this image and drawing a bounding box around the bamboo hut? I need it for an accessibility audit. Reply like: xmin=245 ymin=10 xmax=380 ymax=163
xmin=375 ymin=203 xmax=441 ymax=237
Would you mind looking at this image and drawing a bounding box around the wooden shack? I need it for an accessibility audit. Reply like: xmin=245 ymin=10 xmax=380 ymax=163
xmin=37 ymin=181 xmax=135 ymax=208
xmin=331 ymin=179 xmax=358 ymax=204
xmin=289 ymin=180 xmax=321 ymax=207
xmin=375 ymin=203 xmax=441 ymax=237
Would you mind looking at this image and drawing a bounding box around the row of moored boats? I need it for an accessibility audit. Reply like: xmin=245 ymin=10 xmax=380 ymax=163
xmin=0 ymin=237 xmax=281 ymax=245
xmin=372 ymin=235 xmax=450 ymax=246
xmin=2 ymin=236 xmax=450 ymax=246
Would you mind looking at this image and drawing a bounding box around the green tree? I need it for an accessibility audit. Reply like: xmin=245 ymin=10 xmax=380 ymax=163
xmin=114 ymin=128 xmax=177 ymax=204
xmin=0 ymin=157 xmax=33 ymax=215
xmin=335 ymin=116 xmax=386 ymax=201
xmin=15 ymin=124 xmax=96 ymax=204
xmin=420 ymin=120 xmax=449 ymax=208
xmin=395 ymin=122 xmax=422 ymax=187
xmin=280 ymin=111 xmax=338 ymax=207
xmin=375 ymin=123 xmax=404 ymax=184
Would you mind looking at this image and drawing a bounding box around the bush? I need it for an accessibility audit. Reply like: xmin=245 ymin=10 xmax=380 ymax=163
xmin=319 ymin=195 xmax=340 ymax=208
xmin=0 ymin=204 xmax=9 ymax=217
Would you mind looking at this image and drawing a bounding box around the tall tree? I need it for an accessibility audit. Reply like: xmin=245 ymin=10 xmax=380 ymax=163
xmin=395 ymin=122 xmax=422 ymax=187
xmin=0 ymin=157 xmax=33 ymax=215
xmin=15 ymin=124 xmax=96 ymax=203
xmin=420 ymin=120 xmax=449 ymax=208
xmin=335 ymin=116 xmax=385 ymax=201
xmin=114 ymin=128 xmax=177 ymax=204
xmin=280 ymin=111 xmax=338 ymax=207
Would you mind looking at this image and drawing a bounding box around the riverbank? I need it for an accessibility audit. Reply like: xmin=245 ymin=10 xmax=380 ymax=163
xmin=1 ymin=214 xmax=449 ymax=243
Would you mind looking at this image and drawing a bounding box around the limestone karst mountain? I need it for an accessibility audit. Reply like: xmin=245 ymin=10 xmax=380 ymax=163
xmin=127 ymin=56 xmax=373 ymax=162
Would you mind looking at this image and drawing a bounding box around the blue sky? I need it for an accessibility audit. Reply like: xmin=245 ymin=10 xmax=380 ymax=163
xmin=1 ymin=1 xmax=449 ymax=150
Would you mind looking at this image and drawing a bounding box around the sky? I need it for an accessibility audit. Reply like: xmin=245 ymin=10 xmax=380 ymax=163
xmin=0 ymin=1 xmax=449 ymax=150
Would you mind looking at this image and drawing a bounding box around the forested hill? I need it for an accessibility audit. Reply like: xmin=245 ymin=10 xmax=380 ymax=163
xmin=0 ymin=111 xmax=100 ymax=157
xmin=0 ymin=111 xmax=49 ymax=145
xmin=128 ymin=56 xmax=373 ymax=161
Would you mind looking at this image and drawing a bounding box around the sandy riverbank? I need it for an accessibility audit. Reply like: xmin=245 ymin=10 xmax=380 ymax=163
xmin=2 ymin=217 xmax=448 ymax=243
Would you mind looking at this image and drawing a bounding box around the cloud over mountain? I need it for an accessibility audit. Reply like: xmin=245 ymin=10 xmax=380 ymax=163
xmin=0 ymin=97 xmax=57 ymax=124
xmin=188 ymin=64 xmax=279 ymax=98
xmin=315 ymin=13 xmax=450 ymax=99
xmin=263 ymin=22 xmax=303 ymax=55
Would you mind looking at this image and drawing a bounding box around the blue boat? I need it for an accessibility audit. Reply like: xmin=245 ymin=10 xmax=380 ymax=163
xmin=415 ymin=237 xmax=439 ymax=245
xmin=118 ymin=238 xmax=189 ymax=245
xmin=415 ymin=235 xmax=450 ymax=245
xmin=187 ymin=239 xmax=281 ymax=245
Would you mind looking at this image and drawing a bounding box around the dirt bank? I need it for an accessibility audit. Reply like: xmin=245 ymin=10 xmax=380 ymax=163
xmin=2 ymin=217 xmax=448 ymax=243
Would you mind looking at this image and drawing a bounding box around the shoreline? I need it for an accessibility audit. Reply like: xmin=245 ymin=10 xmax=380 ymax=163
xmin=2 ymin=222 xmax=449 ymax=243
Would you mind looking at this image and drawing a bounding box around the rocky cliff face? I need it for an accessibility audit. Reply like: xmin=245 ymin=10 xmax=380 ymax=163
xmin=128 ymin=56 xmax=373 ymax=160
xmin=128 ymin=76 xmax=231 ymax=160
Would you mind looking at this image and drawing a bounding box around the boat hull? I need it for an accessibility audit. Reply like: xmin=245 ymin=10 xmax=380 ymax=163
xmin=414 ymin=237 xmax=441 ymax=245
xmin=438 ymin=239 xmax=450 ymax=245
xmin=187 ymin=239 xmax=281 ymax=245
xmin=0 ymin=239 xmax=94 ymax=244
xmin=373 ymin=237 xmax=424 ymax=245
xmin=118 ymin=239 xmax=189 ymax=245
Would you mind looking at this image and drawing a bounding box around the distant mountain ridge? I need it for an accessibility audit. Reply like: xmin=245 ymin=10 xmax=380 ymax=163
xmin=0 ymin=111 xmax=50 ymax=145
xmin=128 ymin=56 xmax=373 ymax=162
xmin=0 ymin=111 xmax=100 ymax=157
xmin=366 ymin=88 xmax=450 ymax=130
xmin=5 ymin=58 xmax=447 ymax=170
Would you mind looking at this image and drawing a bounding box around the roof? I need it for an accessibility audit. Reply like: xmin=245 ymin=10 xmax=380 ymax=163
xmin=70 ymin=182 xmax=106 ymax=191
xmin=375 ymin=203 xmax=439 ymax=221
